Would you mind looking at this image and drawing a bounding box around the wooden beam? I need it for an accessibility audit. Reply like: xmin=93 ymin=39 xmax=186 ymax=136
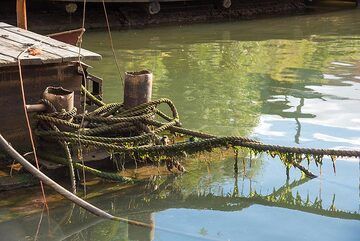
xmin=16 ymin=0 xmax=27 ymax=30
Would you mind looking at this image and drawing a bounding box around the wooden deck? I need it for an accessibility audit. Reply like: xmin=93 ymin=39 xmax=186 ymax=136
xmin=0 ymin=22 xmax=101 ymax=67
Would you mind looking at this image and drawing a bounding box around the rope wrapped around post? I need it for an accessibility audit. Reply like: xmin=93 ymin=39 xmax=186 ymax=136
xmin=34 ymin=86 xmax=360 ymax=179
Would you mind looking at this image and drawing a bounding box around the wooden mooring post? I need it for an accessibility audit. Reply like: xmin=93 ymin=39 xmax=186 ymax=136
xmin=124 ymin=70 xmax=153 ymax=109
xmin=16 ymin=0 xmax=27 ymax=30
xmin=43 ymin=86 xmax=74 ymax=113
xmin=26 ymin=86 xmax=74 ymax=114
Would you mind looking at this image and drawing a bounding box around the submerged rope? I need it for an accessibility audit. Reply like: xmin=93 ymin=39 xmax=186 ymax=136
xmin=38 ymin=152 xmax=135 ymax=183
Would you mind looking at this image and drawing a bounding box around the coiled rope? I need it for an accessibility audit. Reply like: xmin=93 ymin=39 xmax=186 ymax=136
xmin=35 ymin=88 xmax=360 ymax=180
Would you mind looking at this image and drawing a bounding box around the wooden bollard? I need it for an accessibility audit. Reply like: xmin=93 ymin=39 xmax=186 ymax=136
xmin=124 ymin=70 xmax=153 ymax=109
xmin=43 ymin=86 xmax=74 ymax=112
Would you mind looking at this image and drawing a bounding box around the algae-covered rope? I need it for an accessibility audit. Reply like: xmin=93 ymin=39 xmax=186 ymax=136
xmin=62 ymin=142 xmax=77 ymax=193
xmin=36 ymin=134 xmax=360 ymax=158
xmin=37 ymin=120 xmax=177 ymax=144
xmin=36 ymin=115 xmax=81 ymax=129
xmin=35 ymin=94 xmax=182 ymax=183
xmin=240 ymin=142 xmax=360 ymax=158
xmin=35 ymin=87 xmax=360 ymax=180
xmin=38 ymin=152 xmax=135 ymax=183
xmin=81 ymin=85 xmax=106 ymax=107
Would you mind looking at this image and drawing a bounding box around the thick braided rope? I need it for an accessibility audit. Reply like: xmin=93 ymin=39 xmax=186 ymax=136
xmin=37 ymin=120 xmax=177 ymax=144
xmin=240 ymin=142 xmax=360 ymax=157
xmin=116 ymin=98 xmax=179 ymax=120
xmin=81 ymin=85 xmax=106 ymax=107
xmin=36 ymin=115 xmax=81 ymax=129
xmin=144 ymin=119 xmax=261 ymax=143
xmin=73 ymin=112 xmax=155 ymax=124
xmin=81 ymin=122 xmax=135 ymax=136
xmin=39 ymin=98 xmax=57 ymax=112
xmin=46 ymin=107 xmax=77 ymax=119
xmin=36 ymin=135 xmax=360 ymax=158
xmin=37 ymin=89 xmax=360 ymax=172
xmin=87 ymin=103 xmax=123 ymax=116
xmin=38 ymin=152 xmax=135 ymax=183
xmin=115 ymin=105 xmax=155 ymax=118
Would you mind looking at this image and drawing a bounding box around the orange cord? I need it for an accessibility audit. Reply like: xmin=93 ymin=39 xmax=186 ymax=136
xmin=17 ymin=57 xmax=48 ymax=209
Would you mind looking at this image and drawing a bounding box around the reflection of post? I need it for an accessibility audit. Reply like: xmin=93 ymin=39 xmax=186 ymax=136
xmin=128 ymin=211 xmax=154 ymax=241
xmin=295 ymin=118 xmax=301 ymax=144
xmin=294 ymin=98 xmax=304 ymax=144
xmin=249 ymin=179 xmax=252 ymax=194
xmin=150 ymin=213 xmax=155 ymax=240
xmin=234 ymin=150 xmax=239 ymax=174
xmin=232 ymin=172 xmax=239 ymax=197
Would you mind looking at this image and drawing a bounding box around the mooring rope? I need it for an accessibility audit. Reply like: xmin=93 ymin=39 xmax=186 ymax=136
xmin=16 ymin=45 xmax=48 ymax=207
xmin=101 ymin=0 xmax=124 ymax=86
xmin=33 ymin=88 xmax=360 ymax=181
xmin=77 ymin=0 xmax=89 ymax=195
xmin=38 ymin=152 xmax=135 ymax=183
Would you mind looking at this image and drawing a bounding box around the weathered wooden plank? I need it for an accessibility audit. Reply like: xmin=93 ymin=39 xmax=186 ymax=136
xmin=0 ymin=58 xmax=16 ymax=67
xmin=0 ymin=41 xmax=43 ymax=66
xmin=0 ymin=28 xmax=76 ymax=63
xmin=1 ymin=23 xmax=101 ymax=61
xmin=1 ymin=27 xmax=75 ymax=60
xmin=0 ymin=60 xmax=10 ymax=66
xmin=0 ymin=60 xmax=12 ymax=67
xmin=0 ymin=53 xmax=16 ymax=64
xmin=0 ymin=37 xmax=61 ymax=62
xmin=0 ymin=22 xmax=13 ymax=28
xmin=0 ymin=38 xmax=61 ymax=66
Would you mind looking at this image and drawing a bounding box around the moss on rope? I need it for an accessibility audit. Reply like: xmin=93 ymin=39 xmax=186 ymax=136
xmin=35 ymin=86 xmax=360 ymax=180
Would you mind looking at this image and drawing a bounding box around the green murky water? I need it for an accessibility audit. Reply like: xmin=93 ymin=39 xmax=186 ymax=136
xmin=1 ymin=9 xmax=360 ymax=241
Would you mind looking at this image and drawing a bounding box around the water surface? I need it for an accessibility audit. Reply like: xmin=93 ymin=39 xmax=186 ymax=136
xmin=1 ymin=9 xmax=360 ymax=241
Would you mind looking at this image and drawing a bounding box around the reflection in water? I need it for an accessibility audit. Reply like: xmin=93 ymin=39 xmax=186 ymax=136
xmin=294 ymin=98 xmax=304 ymax=144
xmin=1 ymin=168 xmax=358 ymax=241
xmin=1 ymin=9 xmax=360 ymax=241
xmin=85 ymin=10 xmax=360 ymax=143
